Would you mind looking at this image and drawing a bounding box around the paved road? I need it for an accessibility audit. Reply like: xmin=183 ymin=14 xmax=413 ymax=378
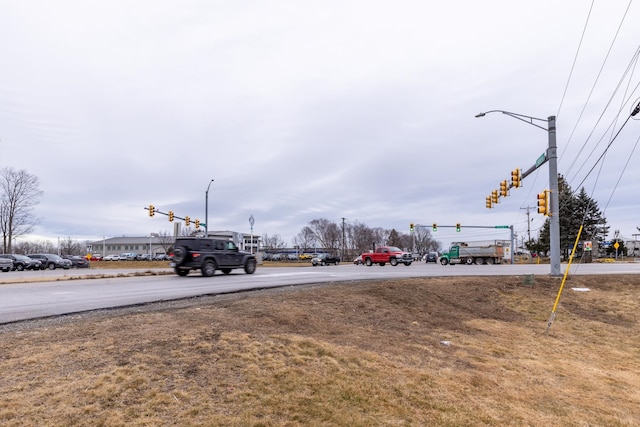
xmin=1 ymin=262 xmax=639 ymax=324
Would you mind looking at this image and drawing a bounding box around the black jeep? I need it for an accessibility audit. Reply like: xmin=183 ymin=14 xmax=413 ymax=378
xmin=171 ymin=237 xmax=257 ymax=277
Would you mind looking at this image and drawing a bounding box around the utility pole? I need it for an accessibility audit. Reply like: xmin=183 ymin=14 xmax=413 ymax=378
xmin=520 ymin=206 xmax=535 ymax=242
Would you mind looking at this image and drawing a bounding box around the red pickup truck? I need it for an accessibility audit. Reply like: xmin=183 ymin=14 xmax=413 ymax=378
xmin=361 ymin=246 xmax=413 ymax=266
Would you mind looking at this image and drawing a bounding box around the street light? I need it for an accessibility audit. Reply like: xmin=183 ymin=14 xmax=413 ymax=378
xmin=205 ymin=179 xmax=214 ymax=237
xmin=476 ymin=110 xmax=561 ymax=276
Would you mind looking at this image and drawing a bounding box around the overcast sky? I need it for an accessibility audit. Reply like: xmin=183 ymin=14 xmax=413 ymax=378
xmin=1 ymin=1 xmax=639 ymax=249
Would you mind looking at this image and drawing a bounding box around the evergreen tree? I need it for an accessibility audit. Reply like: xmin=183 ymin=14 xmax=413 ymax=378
xmin=535 ymin=174 xmax=607 ymax=259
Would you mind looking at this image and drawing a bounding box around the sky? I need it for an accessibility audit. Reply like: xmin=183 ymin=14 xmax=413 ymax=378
xmin=1 ymin=0 xmax=639 ymax=250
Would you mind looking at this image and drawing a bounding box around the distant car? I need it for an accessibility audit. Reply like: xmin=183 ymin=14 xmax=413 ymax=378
xmin=425 ymin=252 xmax=438 ymax=263
xmin=353 ymin=255 xmax=363 ymax=265
xmin=299 ymin=253 xmax=313 ymax=260
xmin=153 ymin=254 xmax=170 ymax=261
xmin=104 ymin=254 xmax=120 ymax=261
xmin=136 ymin=254 xmax=152 ymax=261
xmin=312 ymin=253 xmax=340 ymax=266
xmin=0 ymin=256 xmax=13 ymax=272
xmin=411 ymin=253 xmax=422 ymax=261
xmin=0 ymin=254 xmax=41 ymax=271
xmin=27 ymin=254 xmax=71 ymax=270
xmin=64 ymin=255 xmax=90 ymax=268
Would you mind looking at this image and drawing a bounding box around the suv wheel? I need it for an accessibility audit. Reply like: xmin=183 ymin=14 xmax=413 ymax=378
xmin=173 ymin=247 xmax=186 ymax=264
xmin=175 ymin=268 xmax=189 ymax=277
xmin=244 ymin=258 xmax=256 ymax=274
xmin=201 ymin=259 xmax=216 ymax=277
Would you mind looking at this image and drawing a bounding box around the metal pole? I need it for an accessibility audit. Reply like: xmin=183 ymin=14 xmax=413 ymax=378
xmin=205 ymin=179 xmax=214 ymax=237
xmin=547 ymin=116 xmax=561 ymax=276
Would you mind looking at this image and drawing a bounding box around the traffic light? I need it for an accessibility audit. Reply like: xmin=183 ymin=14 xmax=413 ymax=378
xmin=149 ymin=205 xmax=155 ymax=217
xmin=537 ymin=190 xmax=549 ymax=215
xmin=486 ymin=196 xmax=493 ymax=209
xmin=185 ymin=216 xmax=190 ymax=226
xmin=511 ymin=168 xmax=521 ymax=188
xmin=168 ymin=211 xmax=174 ymax=222
xmin=500 ymin=179 xmax=508 ymax=197
xmin=410 ymin=223 xmax=415 ymax=232
xmin=456 ymin=223 xmax=461 ymax=232
xmin=195 ymin=219 xmax=200 ymax=228
xmin=432 ymin=223 xmax=437 ymax=232
xmin=491 ymin=190 xmax=499 ymax=204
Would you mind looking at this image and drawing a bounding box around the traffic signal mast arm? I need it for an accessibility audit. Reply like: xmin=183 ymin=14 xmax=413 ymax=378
xmin=143 ymin=206 xmax=205 ymax=228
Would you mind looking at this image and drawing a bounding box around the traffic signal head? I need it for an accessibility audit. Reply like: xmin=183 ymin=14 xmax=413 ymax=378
xmin=410 ymin=223 xmax=415 ymax=232
xmin=432 ymin=223 xmax=437 ymax=232
xmin=511 ymin=168 xmax=521 ymax=188
xmin=168 ymin=211 xmax=174 ymax=222
xmin=185 ymin=216 xmax=190 ymax=226
xmin=195 ymin=219 xmax=200 ymax=228
xmin=500 ymin=180 xmax=508 ymax=197
xmin=149 ymin=205 xmax=155 ymax=217
xmin=456 ymin=223 xmax=461 ymax=232
xmin=486 ymin=196 xmax=493 ymax=209
xmin=537 ymin=190 xmax=549 ymax=215
xmin=491 ymin=190 xmax=499 ymax=204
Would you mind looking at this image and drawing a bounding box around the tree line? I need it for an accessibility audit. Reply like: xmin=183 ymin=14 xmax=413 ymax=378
xmin=262 ymin=218 xmax=441 ymax=260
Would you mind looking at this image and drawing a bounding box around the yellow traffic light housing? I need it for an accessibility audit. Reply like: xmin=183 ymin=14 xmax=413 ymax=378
xmin=456 ymin=223 xmax=461 ymax=232
xmin=485 ymin=196 xmax=493 ymax=209
xmin=410 ymin=223 xmax=415 ymax=232
xmin=500 ymin=179 xmax=508 ymax=197
xmin=432 ymin=223 xmax=437 ymax=232
xmin=185 ymin=216 xmax=190 ymax=226
xmin=537 ymin=190 xmax=549 ymax=215
xmin=511 ymin=168 xmax=521 ymax=188
xmin=149 ymin=205 xmax=155 ymax=217
xmin=491 ymin=190 xmax=499 ymax=204
xmin=168 ymin=211 xmax=174 ymax=222
xmin=195 ymin=219 xmax=200 ymax=229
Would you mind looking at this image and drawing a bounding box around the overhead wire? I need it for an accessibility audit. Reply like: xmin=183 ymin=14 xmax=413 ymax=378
xmin=559 ymin=0 xmax=634 ymax=169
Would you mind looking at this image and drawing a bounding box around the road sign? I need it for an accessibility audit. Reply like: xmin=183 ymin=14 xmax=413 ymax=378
xmin=494 ymin=225 xmax=509 ymax=229
xmin=535 ymin=152 xmax=547 ymax=168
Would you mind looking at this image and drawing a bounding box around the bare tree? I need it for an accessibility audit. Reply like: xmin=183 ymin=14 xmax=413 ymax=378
xmin=59 ymin=236 xmax=83 ymax=256
xmin=157 ymin=230 xmax=175 ymax=254
xmin=0 ymin=168 xmax=43 ymax=253
xmin=292 ymin=226 xmax=317 ymax=252
xmin=307 ymin=219 xmax=341 ymax=252
xmin=262 ymin=233 xmax=286 ymax=249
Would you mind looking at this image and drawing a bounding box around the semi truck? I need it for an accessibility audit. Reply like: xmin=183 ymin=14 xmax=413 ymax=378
xmin=439 ymin=242 xmax=504 ymax=265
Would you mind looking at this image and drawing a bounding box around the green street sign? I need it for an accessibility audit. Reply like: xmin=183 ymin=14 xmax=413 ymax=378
xmin=535 ymin=152 xmax=547 ymax=168
xmin=495 ymin=225 xmax=509 ymax=229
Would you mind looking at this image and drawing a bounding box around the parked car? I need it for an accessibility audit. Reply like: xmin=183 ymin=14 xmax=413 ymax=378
xmin=103 ymin=254 xmax=120 ymax=261
xmin=27 ymin=254 xmax=71 ymax=270
xmin=312 ymin=253 xmax=341 ymax=266
xmin=353 ymin=255 xmax=363 ymax=265
xmin=64 ymin=255 xmax=90 ymax=268
xmin=136 ymin=254 xmax=152 ymax=261
xmin=0 ymin=256 xmax=13 ymax=272
xmin=299 ymin=253 xmax=313 ymax=260
xmin=425 ymin=252 xmax=438 ymax=263
xmin=0 ymin=254 xmax=41 ymax=271
xmin=119 ymin=253 xmax=137 ymax=261
xmin=411 ymin=253 xmax=422 ymax=261
xmin=153 ymin=254 xmax=170 ymax=261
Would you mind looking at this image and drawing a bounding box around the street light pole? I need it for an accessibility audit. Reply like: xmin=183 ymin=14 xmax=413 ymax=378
xmin=476 ymin=110 xmax=561 ymax=276
xmin=205 ymin=179 xmax=214 ymax=237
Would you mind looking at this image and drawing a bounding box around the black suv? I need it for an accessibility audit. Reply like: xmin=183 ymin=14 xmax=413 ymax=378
xmin=171 ymin=237 xmax=257 ymax=277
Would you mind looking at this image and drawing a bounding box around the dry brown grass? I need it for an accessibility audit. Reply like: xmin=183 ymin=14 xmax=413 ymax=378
xmin=1 ymin=274 xmax=639 ymax=426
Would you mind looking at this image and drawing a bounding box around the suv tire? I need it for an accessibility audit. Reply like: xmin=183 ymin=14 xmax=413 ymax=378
xmin=173 ymin=247 xmax=186 ymax=264
xmin=244 ymin=259 xmax=257 ymax=274
xmin=175 ymin=268 xmax=189 ymax=276
xmin=201 ymin=259 xmax=217 ymax=277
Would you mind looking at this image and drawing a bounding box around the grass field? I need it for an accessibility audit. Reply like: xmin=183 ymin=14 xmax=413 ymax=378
xmin=1 ymin=274 xmax=639 ymax=426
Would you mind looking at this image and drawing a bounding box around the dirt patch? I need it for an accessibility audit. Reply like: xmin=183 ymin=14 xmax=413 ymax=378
xmin=1 ymin=274 xmax=639 ymax=426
